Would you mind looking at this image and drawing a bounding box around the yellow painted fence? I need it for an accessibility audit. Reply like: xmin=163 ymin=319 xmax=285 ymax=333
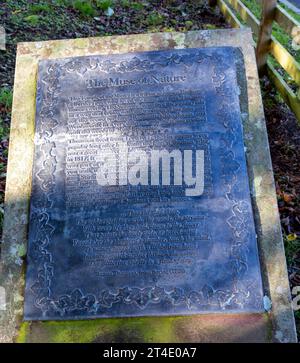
xmin=209 ymin=0 xmax=300 ymax=121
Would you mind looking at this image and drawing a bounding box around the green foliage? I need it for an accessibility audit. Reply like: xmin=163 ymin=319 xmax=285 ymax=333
xmin=96 ymin=0 xmax=114 ymax=11
xmin=284 ymin=235 xmax=300 ymax=265
xmin=129 ymin=2 xmax=145 ymax=11
xmin=72 ymin=0 xmax=96 ymax=17
xmin=240 ymin=0 xmax=261 ymax=19
xmin=28 ymin=3 xmax=53 ymax=14
xmin=0 ymin=88 xmax=13 ymax=110
xmin=0 ymin=123 xmax=9 ymax=141
xmin=120 ymin=0 xmax=130 ymax=7
xmin=146 ymin=11 xmax=165 ymax=26
xmin=53 ymin=0 xmax=71 ymax=6
xmin=185 ymin=20 xmax=193 ymax=29
xmin=240 ymin=0 xmax=300 ymax=63
xmin=162 ymin=26 xmax=175 ymax=33
xmin=204 ymin=24 xmax=217 ymax=30
xmin=24 ymin=14 xmax=41 ymax=26
xmin=236 ymin=0 xmax=300 ymax=90
xmin=280 ymin=2 xmax=300 ymax=23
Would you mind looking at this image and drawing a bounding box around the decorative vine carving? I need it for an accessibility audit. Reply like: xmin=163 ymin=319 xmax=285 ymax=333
xmin=62 ymin=51 xmax=209 ymax=76
xmin=27 ymin=50 xmax=261 ymax=318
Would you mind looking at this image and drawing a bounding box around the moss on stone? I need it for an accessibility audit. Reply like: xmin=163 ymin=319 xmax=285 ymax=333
xmin=137 ymin=317 xmax=179 ymax=343
xmin=2 ymin=30 xmax=296 ymax=343
xmin=15 ymin=317 xmax=183 ymax=343
xmin=16 ymin=322 xmax=30 ymax=343
xmin=44 ymin=320 xmax=110 ymax=343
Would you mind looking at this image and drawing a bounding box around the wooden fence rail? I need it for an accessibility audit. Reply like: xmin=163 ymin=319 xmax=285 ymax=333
xmin=209 ymin=0 xmax=300 ymax=121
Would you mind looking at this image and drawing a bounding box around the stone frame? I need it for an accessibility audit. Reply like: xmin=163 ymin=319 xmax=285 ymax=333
xmin=0 ymin=29 xmax=297 ymax=342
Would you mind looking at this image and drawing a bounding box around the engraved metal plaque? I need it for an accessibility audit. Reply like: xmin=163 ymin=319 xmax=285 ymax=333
xmin=24 ymin=47 xmax=264 ymax=320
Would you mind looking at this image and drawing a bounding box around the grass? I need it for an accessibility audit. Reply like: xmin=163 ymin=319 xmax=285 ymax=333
xmin=3 ymin=0 xmax=222 ymax=38
xmin=96 ymin=0 xmax=114 ymax=11
xmin=73 ymin=0 xmax=96 ymax=17
xmin=226 ymin=0 xmax=300 ymax=91
xmin=280 ymin=1 xmax=300 ymax=23
xmin=240 ymin=0 xmax=300 ymax=59
xmin=7 ymin=0 xmax=117 ymax=22
xmin=0 ymin=88 xmax=13 ymax=111
xmin=146 ymin=11 xmax=165 ymax=26
xmin=0 ymin=123 xmax=9 ymax=141
xmin=24 ymin=14 xmax=42 ymax=26
xmin=128 ymin=2 xmax=145 ymax=11
xmin=238 ymin=0 xmax=300 ymax=337
xmin=284 ymin=234 xmax=300 ymax=266
xmin=28 ymin=3 xmax=53 ymax=14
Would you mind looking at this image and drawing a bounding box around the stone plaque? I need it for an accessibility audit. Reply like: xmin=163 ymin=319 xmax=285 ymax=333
xmin=24 ymin=47 xmax=264 ymax=320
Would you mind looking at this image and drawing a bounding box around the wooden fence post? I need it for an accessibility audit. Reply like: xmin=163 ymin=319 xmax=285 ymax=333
xmin=256 ymin=0 xmax=277 ymax=74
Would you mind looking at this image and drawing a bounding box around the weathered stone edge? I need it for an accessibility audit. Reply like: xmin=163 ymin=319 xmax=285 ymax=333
xmin=0 ymin=29 xmax=297 ymax=342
